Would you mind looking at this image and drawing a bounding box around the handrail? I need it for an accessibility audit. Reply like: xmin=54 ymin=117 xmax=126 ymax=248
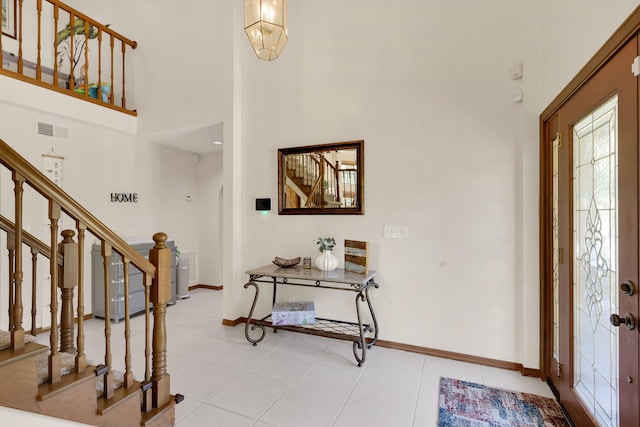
xmin=0 ymin=139 xmax=154 ymax=276
xmin=0 ymin=214 xmax=62 ymax=264
xmin=0 ymin=0 xmax=137 ymax=115
xmin=48 ymin=0 xmax=137 ymax=48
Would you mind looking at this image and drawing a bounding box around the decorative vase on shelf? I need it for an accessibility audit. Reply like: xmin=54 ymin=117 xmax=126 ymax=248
xmin=315 ymin=249 xmax=338 ymax=271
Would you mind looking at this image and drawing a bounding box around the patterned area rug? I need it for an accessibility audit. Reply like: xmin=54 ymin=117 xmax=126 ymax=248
xmin=438 ymin=377 xmax=570 ymax=427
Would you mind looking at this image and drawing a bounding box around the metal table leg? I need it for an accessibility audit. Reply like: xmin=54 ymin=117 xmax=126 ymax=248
xmin=243 ymin=279 xmax=265 ymax=345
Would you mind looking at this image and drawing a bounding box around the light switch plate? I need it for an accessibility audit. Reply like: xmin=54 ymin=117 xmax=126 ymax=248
xmin=384 ymin=225 xmax=408 ymax=238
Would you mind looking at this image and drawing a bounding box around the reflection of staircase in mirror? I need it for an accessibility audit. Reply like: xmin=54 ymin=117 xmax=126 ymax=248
xmin=285 ymin=153 xmax=342 ymax=208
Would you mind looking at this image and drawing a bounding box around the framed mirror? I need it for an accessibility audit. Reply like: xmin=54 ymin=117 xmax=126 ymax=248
xmin=278 ymin=140 xmax=364 ymax=215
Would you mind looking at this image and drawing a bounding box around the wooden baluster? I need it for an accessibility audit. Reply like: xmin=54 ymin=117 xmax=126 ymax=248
xmin=36 ymin=0 xmax=42 ymax=80
xmin=101 ymin=241 xmax=114 ymax=399
xmin=121 ymin=42 xmax=127 ymax=109
xmin=7 ymin=232 xmax=15 ymax=335
xmin=97 ymin=29 xmax=103 ymax=102
xmin=59 ymin=229 xmax=77 ymax=353
xmin=53 ymin=5 xmax=59 ymax=86
xmin=48 ymin=201 xmax=61 ymax=383
xmin=110 ymin=34 xmax=114 ymax=105
xmin=149 ymin=232 xmax=171 ymax=408
xmin=334 ymin=161 xmax=341 ymax=203
xmin=123 ymin=257 xmax=133 ymax=388
xmin=141 ymin=272 xmax=152 ymax=412
xmin=75 ymin=222 xmax=87 ymax=372
xmin=12 ymin=172 xmax=25 ymax=350
xmin=69 ymin=14 xmax=75 ymax=88
xmin=300 ymin=155 xmax=305 ymax=185
xmin=320 ymin=160 xmax=325 ymax=207
xmin=17 ymin=0 xmax=23 ymax=75
xmin=30 ymin=247 xmax=38 ymax=336
xmin=0 ymin=8 xmax=3 ymax=67
xmin=82 ymin=19 xmax=89 ymax=96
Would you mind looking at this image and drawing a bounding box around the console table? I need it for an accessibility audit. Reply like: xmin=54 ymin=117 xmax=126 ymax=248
xmin=243 ymin=264 xmax=379 ymax=366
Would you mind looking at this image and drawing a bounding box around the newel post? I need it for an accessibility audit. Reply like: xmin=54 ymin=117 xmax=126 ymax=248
xmin=148 ymin=232 xmax=171 ymax=408
xmin=59 ymin=230 xmax=78 ymax=353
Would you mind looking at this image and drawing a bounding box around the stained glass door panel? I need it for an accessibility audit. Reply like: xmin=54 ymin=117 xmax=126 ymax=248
xmin=552 ymin=134 xmax=561 ymax=369
xmin=572 ymin=96 xmax=619 ymax=427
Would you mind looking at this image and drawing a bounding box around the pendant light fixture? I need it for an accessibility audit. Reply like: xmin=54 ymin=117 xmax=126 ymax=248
xmin=244 ymin=0 xmax=288 ymax=61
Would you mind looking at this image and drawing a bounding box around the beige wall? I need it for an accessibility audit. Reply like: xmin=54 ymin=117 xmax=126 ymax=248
xmin=232 ymin=0 xmax=640 ymax=368
xmin=236 ymin=0 xmax=526 ymax=363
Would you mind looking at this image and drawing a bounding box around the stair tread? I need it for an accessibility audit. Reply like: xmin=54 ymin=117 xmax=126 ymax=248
xmin=95 ymin=368 xmax=128 ymax=398
xmin=96 ymin=380 xmax=141 ymax=415
xmin=0 ymin=329 xmax=37 ymax=351
xmin=37 ymin=364 xmax=96 ymax=401
xmin=140 ymin=394 xmax=178 ymax=427
xmin=36 ymin=351 xmax=76 ymax=385
xmin=35 ymin=351 xmax=129 ymax=397
xmin=0 ymin=342 xmax=48 ymax=368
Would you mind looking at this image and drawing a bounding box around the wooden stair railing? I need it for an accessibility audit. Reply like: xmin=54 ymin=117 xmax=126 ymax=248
xmin=286 ymin=153 xmax=342 ymax=208
xmin=337 ymin=168 xmax=357 ymax=207
xmin=0 ymin=137 xmax=172 ymax=418
xmin=0 ymin=213 xmax=62 ymax=337
xmin=0 ymin=0 xmax=137 ymax=115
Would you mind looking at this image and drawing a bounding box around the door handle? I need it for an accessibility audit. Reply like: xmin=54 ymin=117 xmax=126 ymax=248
xmin=610 ymin=313 xmax=636 ymax=330
xmin=620 ymin=281 xmax=635 ymax=296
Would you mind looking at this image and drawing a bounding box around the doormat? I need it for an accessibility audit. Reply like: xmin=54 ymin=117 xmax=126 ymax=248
xmin=438 ymin=377 xmax=570 ymax=426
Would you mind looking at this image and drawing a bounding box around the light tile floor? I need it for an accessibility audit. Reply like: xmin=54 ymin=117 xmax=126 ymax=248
xmin=41 ymin=289 xmax=555 ymax=426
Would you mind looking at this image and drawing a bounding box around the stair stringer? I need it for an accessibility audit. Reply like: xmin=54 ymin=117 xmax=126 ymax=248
xmin=0 ymin=343 xmax=48 ymax=412
xmin=36 ymin=375 xmax=144 ymax=427
xmin=0 ymin=344 xmax=144 ymax=426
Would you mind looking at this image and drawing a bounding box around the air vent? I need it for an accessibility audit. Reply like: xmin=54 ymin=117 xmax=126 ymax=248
xmin=37 ymin=122 xmax=54 ymax=137
xmin=36 ymin=121 xmax=70 ymax=140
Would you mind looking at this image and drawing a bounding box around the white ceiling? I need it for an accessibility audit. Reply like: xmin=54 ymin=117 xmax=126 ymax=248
xmin=140 ymin=121 xmax=223 ymax=154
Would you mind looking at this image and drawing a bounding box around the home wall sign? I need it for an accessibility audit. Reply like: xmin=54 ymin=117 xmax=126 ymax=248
xmin=110 ymin=193 xmax=139 ymax=203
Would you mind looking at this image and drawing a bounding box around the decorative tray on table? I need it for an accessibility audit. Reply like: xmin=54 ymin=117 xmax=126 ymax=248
xmin=272 ymin=256 xmax=301 ymax=268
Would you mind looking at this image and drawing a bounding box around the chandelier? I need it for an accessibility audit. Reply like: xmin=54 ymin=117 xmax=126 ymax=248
xmin=244 ymin=0 xmax=288 ymax=61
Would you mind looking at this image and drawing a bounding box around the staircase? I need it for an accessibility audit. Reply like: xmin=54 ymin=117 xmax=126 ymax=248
xmin=0 ymin=138 xmax=179 ymax=426
xmin=284 ymin=152 xmax=359 ymax=209
xmin=285 ymin=153 xmax=341 ymax=208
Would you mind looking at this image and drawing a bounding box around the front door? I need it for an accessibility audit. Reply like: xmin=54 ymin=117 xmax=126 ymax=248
xmin=543 ymin=37 xmax=640 ymax=426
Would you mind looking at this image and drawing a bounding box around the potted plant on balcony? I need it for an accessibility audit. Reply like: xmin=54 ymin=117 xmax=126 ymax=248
xmin=55 ymin=18 xmax=98 ymax=89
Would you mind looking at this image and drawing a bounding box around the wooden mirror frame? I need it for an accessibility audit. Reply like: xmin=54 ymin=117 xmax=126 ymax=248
xmin=278 ymin=140 xmax=364 ymax=215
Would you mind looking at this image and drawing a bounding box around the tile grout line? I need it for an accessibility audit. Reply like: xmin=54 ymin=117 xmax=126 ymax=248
xmin=410 ymin=356 xmax=428 ymax=427
xmin=250 ymin=338 xmax=326 ymax=425
xmin=192 ymin=331 xmax=328 ymax=425
xmin=328 ymin=348 xmax=374 ymax=426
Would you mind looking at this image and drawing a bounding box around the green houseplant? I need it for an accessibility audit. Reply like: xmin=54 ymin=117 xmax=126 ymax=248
xmin=315 ymin=237 xmax=338 ymax=271
xmin=315 ymin=237 xmax=336 ymax=253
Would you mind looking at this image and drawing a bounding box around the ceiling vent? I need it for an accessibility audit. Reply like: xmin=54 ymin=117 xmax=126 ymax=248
xmin=36 ymin=121 xmax=70 ymax=140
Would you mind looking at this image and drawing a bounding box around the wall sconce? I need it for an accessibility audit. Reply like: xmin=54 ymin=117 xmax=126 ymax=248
xmin=244 ymin=0 xmax=288 ymax=61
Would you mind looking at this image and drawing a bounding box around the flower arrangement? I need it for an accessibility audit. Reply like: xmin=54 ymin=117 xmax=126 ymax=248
xmin=315 ymin=237 xmax=336 ymax=252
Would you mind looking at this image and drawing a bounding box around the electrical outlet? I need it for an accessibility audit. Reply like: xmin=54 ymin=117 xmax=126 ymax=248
xmin=384 ymin=225 xmax=408 ymax=238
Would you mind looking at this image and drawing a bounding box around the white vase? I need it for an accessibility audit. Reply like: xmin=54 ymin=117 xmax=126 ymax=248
xmin=315 ymin=249 xmax=338 ymax=271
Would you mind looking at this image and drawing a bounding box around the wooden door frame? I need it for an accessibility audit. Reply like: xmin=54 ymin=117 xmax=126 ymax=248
xmin=540 ymin=4 xmax=640 ymax=382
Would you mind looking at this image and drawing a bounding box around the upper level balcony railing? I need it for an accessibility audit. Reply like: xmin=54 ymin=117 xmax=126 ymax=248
xmin=1 ymin=0 xmax=137 ymax=115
